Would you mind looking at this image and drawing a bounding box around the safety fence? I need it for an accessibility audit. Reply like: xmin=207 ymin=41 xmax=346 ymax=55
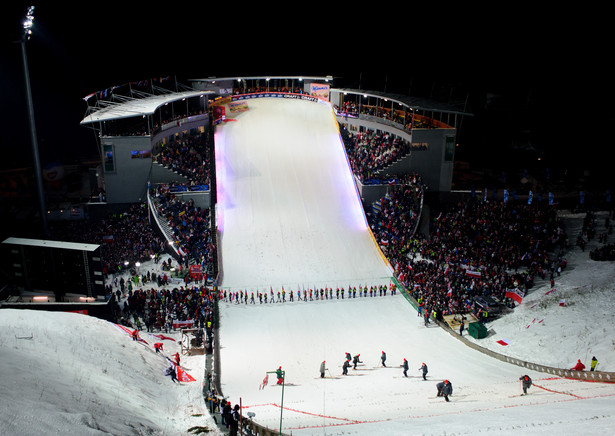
xmin=397 ymin=284 xmax=614 ymax=383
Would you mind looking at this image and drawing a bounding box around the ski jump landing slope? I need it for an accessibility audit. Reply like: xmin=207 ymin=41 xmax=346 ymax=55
xmin=215 ymin=97 xmax=393 ymax=292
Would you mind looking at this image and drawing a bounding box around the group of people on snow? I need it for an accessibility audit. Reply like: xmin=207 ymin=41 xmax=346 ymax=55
xmin=221 ymin=283 xmax=398 ymax=305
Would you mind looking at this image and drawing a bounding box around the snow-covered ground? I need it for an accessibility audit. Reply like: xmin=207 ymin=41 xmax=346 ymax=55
xmin=1 ymin=97 xmax=614 ymax=436
xmin=0 ymin=306 xmax=217 ymax=436
xmin=217 ymin=212 xmax=615 ymax=436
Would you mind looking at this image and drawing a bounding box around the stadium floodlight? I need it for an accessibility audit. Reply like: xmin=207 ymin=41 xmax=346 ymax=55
xmin=23 ymin=6 xmax=35 ymax=40
xmin=20 ymin=5 xmax=49 ymax=237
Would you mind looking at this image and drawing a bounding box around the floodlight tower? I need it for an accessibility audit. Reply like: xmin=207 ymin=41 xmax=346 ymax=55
xmin=20 ymin=6 xmax=49 ymax=236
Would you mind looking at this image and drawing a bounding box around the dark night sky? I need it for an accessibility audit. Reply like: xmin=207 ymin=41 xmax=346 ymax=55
xmin=2 ymin=3 xmax=614 ymax=187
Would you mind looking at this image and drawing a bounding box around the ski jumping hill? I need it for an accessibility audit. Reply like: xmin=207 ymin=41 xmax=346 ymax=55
xmin=214 ymin=96 xmax=393 ymax=293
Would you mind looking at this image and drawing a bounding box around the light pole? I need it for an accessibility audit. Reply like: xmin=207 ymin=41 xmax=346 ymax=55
xmin=267 ymin=368 xmax=285 ymax=434
xmin=20 ymin=6 xmax=48 ymax=237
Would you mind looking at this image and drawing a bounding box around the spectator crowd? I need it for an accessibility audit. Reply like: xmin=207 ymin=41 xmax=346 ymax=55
xmin=153 ymin=131 xmax=212 ymax=187
xmin=341 ymin=128 xmax=413 ymax=182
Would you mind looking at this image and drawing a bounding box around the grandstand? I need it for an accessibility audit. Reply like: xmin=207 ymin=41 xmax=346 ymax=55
xmin=73 ymin=75 xmax=469 ymax=294
xmin=79 ymin=75 xmax=470 ymax=205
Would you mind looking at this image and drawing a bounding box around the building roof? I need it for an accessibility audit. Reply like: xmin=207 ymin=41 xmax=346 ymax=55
xmin=80 ymin=90 xmax=212 ymax=125
xmin=2 ymin=237 xmax=100 ymax=252
xmin=332 ymin=88 xmax=473 ymax=117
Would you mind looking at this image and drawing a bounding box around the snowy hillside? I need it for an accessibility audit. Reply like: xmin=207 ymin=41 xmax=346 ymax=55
xmin=0 ymin=309 xmax=218 ymax=436
xmin=465 ymin=210 xmax=615 ymax=372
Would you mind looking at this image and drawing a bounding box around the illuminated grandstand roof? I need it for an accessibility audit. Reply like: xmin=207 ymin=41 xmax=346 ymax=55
xmin=80 ymin=90 xmax=212 ymax=125
xmin=332 ymin=88 xmax=473 ymax=117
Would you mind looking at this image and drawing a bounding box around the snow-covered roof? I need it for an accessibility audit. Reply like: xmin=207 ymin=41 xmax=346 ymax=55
xmin=80 ymin=90 xmax=212 ymax=125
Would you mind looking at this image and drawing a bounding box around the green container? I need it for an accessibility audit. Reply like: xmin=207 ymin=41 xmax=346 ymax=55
xmin=468 ymin=322 xmax=488 ymax=339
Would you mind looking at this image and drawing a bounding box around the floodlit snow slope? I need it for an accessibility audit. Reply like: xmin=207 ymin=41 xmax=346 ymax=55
xmin=215 ymin=97 xmax=393 ymax=293
xmin=219 ymin=292 xmax=615 ymax=435
xmin=0 ymin=308 xmax=217 ymax=436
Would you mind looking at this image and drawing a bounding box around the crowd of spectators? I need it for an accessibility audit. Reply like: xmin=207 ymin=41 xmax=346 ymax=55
xmin=341 ymin=128 xmax=413 ymax=182
xmin=367 ymin=174 xmax=424 ymax=252
xmin=150 ymin=185 xmax=215 ymax=267
xmin=49 ymin=203 xmax=167 ymax=276
xmin=373 ymin=194 xmax=568 ymax=322
xmin=584 ymin=210 xmax=614 ymax=260
xmin=153 ymin=131 xmax=212 ymax=187
xmin=112 ymin=283 xmax=215 ymax=339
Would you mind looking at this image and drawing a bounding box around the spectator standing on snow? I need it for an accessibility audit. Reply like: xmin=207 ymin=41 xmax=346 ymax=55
xmin=320 ymin=361 xmax=327 ymax=378
xmin=571 ymin=359 xmax=586 ymax=371
xmin=402 ymin=358 xmax=409 ymax=377
xmin=591 ymin=356 xmax=598 ymax=371
xmin=222 ymin=400 xmax=231 ymax=427
xmin=228 ymin=404 xmax=240 ymax=436
xmin=381 ymin=351 xmax=387 ymax=367
xmin=459 ymin=321 xmax=465 ymax=336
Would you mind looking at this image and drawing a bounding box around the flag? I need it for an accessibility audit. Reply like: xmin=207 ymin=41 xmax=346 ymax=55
xmin=446 ymin=288 xmax=452 ymax=297
xmin=559 ymin=299 xmax=566 ymax=306
xmin=466 ymin=270 xmax=481 ymax=278
xmin=496 ymin=339 xmax=511 ymax=346
xmin=151 ymin=334 xmax=175 ymax=341
xmin=505 ymin=288 xmax=524 ymax=304
xmin=545 ymin=288 xmax=557 ymax=295
xmin=176 ymin=365 xmax=196 ymax=382
xmin=259 ymin=374 xmax=269 ymax=390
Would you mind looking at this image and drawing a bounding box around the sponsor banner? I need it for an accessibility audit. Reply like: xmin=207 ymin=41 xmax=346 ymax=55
xmin=229 ymin=100 xmax=250 ymax=113
xmin=232 ymin=92 xmax=325 ymax=105
xmin=172 ymin=319 xmax=194 ymax=329
xmin=310 ymin=83 xmax=330 ymax=101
